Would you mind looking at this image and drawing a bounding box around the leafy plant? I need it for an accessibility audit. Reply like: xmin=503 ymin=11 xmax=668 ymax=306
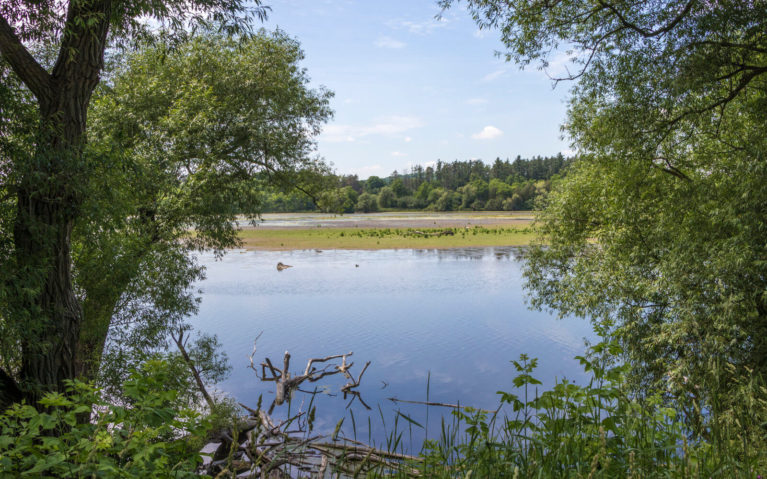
xmin=0 ymin=360 xmax=209 ymax=478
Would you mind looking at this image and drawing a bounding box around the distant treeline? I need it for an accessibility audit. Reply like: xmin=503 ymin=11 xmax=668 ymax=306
xmin=263 ymin=154 xmax=572 ymax=213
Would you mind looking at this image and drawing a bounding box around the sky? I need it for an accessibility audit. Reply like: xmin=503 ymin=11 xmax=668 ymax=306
xmin=261 ymin=0 xmax=574 ymax=179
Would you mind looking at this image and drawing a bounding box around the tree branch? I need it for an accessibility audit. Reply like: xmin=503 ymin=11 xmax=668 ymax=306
xmin=0 ymin=14 xmax=51 ymax=100
xmin=598 ymin=0 xmax=696 ymax=38
xmin=171 ymin=329 xmax=216 ymax=410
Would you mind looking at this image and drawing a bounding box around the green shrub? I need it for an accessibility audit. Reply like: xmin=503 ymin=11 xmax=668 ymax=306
xmin=0 ymin=360 xmax=209 ymax=478
xmin=382 ymin=339 xmax=767 ymax=478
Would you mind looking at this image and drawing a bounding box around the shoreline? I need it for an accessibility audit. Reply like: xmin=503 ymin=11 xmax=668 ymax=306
xmin=237 ymin=225 xmax=536 ymax=251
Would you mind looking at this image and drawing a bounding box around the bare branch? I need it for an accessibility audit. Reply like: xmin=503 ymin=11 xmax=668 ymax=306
xmin=171 ymin=328 xmax=215 ymax=410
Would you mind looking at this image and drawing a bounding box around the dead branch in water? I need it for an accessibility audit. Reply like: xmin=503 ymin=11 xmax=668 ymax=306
xmin=250 ymin=335 xmax=362 ymax=414
xmin=203 ymin=337 xmax=418 ymax=477
xmin=205 ymin=403 xmax=422 ymax=478
xmin=171 ymin=328 xmax=215 ymax=410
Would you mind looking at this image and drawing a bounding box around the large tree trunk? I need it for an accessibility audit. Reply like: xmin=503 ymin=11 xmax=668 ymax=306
xmin=14 ymin=95 xmax=93 ymax=406
xmin=14 ymin=176 xmax=82 ymax=405
xmin=0 ymin=0 xmax=111 ymax=409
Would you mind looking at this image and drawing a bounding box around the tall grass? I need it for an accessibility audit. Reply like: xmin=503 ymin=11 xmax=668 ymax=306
xmin=354 ymin=338 xmax=767 ymax=478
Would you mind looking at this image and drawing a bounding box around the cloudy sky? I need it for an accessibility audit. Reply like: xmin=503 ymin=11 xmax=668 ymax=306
xmin=263 ymin=0 xmax=573 ymax=178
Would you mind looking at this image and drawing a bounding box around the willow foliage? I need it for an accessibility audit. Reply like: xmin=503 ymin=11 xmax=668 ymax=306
xmin=442 ymin=0 xmax=767 ymax=432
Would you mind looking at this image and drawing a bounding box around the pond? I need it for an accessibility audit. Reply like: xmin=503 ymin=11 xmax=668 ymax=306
xmin=189 ymin=247 xmax=594 ymax=449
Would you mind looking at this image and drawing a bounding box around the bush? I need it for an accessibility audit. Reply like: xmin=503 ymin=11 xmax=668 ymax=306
xmin=408 ymin=339 xmax=767 ymax=478
xmin=355 ymin=193 xmax=379 ymax=213
xmin=0 ymin=360 xmax=208 ymax=478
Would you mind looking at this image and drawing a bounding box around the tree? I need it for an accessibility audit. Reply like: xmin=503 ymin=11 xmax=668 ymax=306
xmin=76 ymin=30 xmax=331 ymax=390
xmin=363 ymin=175 xmax=385 ymax=193
xmin=318 ymin=186 xmax=358 ymax=214
xmin=0 ymin=0 xmax=326 ymax=409
xmin=377 ymin=186 xmax=395 ymax=208
xmin=390 ymin=177 xmax=407 ymax=197
xmin=443 ymin=0 xmax=767 ymax=428
xmin=355 ymin=193 xmax=379 ymax=213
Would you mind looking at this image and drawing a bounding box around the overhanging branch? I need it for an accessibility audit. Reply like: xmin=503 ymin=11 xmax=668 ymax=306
xmin=0 ymin=14 xmax=51 ymax=100
xmin=598 ymin=0 xmax=696 ymax=38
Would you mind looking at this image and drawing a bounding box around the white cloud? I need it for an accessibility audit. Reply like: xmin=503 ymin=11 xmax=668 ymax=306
xmin=391 ymin=151 xmax=407 ymax=157
xmin=321 ymin=116 xmax=425 ymax=143
xmin=386 ymin=17 xmax=448 ymax=35
xmin=374 ymin=36 xmax=406 ymax=49
xmin=473 ymin=29 xmax=488 ymax=39
xmin=481 ymin=68 xmax=507 ymax=83
xmin=465 ymin=97 xmax=488 ymax=105
xmin=560 ymin=148 xmax=576 ymax=157
xmin=404 ymin=136 xmax=412 ymax=142
xmin=357 ymin=164 xmax=383 ymax=178
xmin=472 ymin=126 xmax=504 ymax=140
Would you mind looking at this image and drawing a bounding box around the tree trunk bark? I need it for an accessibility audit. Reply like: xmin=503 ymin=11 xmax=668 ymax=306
xmin=1 ymin=0 xmax=112 ymax=409
xmin=14 ymin=97 xmax=90 ymax=406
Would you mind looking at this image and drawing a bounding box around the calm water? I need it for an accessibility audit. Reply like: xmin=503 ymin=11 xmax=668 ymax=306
xmin=190 ymin=247 xmax=594 ymax=447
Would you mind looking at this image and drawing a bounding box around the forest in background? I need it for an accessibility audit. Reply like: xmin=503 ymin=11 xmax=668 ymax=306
xmin=262 ymin=154 xmax=571 ymax=213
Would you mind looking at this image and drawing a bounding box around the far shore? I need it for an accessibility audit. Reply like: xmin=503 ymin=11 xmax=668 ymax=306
xmin=236 ymin=211 xmax=536 ymax=250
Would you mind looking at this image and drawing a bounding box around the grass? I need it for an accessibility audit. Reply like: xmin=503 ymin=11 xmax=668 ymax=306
xmin=340 ymin=340 xmax=767 ymax=478
xmin=238 ymin=225 xmax=537 ymax=250
xmin=227 ymin=335 xmax=767 ymax=478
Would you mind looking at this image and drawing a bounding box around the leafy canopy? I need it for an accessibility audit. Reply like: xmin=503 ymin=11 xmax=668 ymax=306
xmin=442 ymin=0 xmax=767 ymax=430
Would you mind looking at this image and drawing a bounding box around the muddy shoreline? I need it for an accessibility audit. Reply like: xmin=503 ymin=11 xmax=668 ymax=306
xmin=240 ymin=211 xmax=534 ymax=230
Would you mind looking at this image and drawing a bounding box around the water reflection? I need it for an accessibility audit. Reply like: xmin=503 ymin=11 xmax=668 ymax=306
xmin=189 ymin=247 xmax=593 ymax=449
xmin=410 ymin=246 xmax=519 ymax=261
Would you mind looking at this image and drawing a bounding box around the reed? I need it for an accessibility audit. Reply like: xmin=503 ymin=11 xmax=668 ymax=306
xmin=340 ymin=338 xmax=767 ymax=478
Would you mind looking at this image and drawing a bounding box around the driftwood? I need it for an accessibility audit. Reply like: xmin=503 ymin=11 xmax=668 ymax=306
xmin=204 ymin=402 xmax=422 ymax=478
xmin=195 ymin=336 xmax=422 ymax=477
xmin=170 ymin=332 xmax=418 ymax=477
xmin=248 ymin=336 xmax=371 ymax=414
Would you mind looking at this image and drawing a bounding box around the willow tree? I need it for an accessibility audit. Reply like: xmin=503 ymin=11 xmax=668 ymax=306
xmin=442 ymin=0 xmax=767 ymax=425
xmin=0 ymin=1 xmax=273 ymax=409
xmin=76 ymin=30 xmax=333 ymax=389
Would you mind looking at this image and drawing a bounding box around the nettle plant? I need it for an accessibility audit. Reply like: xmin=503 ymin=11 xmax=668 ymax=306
xmin=0 ymin=360 xmax=209 ymax=478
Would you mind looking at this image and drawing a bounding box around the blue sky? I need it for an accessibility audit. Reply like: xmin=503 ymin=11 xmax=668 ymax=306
xmin=262 ymin=0 xmax=573 ymax=178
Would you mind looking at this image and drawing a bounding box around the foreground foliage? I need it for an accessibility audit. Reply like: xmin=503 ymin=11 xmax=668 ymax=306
xmin=408 ymin=341 xmax=767 ymax=478
xmin=3 ymin=341 xmax=765 ymax=478
xmin=441 ymin=0 xmax=767 ymax=446
xmin=0 ymin=361 xmax=208 ymax=478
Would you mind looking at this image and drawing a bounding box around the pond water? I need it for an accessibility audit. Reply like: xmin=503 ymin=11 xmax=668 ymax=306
xmin=189 ymin=247 xmax=594 ymax=449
